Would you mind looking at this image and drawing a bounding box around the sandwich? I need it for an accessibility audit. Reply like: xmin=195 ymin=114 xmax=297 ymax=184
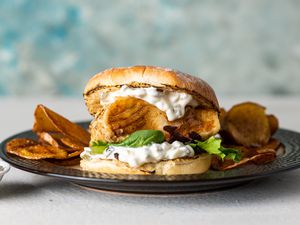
xmin=81 ymin=65 xmax=240 ymax=175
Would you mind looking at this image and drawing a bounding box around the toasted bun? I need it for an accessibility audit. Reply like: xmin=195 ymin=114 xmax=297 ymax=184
xmin=84 ymin=66 xmax=219 ymax=116
xmin=80 ymin=154 xmax=211 ymax=175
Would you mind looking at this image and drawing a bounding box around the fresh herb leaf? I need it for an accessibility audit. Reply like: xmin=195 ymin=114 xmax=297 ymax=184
xmin=114 ymin=130 xmax=165 ymax=147
xmin=90 ymin=140 xmax=108 ymax=154
xmin=188 ymin=136 xmax=241 ymax=162
xmin=90 ymin=130 xmax=165 ymax=154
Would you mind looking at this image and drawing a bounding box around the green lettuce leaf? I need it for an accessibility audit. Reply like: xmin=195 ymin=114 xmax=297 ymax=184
xmin=90 ymin=140 xmax=108 ymax=154
xmin=188 ymin=137 xmax=241 ymax=162
xmin=90 ymin=130 xmax=165 ymax=154
xmin=219 ymin=146 xmax=242 ymax=162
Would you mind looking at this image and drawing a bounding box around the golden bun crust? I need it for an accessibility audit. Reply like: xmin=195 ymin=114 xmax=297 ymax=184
xmin=80 ymin=154 xmax=211 ymax=175
xmin=84 ymin=66 xmax=219 ymax=116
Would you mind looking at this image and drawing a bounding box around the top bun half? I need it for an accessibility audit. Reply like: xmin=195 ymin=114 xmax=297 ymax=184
xmin=84 ymin=66 xmax=219 ymax=116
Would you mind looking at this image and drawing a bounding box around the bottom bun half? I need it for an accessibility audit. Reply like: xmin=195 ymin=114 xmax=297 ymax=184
xmin=80 ymin=154 xmax=211 ymax=175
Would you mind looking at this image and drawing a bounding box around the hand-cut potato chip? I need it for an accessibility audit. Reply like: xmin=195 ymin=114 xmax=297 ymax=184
xmin=6 ymin=138 xmax=38 ymax=151
xmin=67 ymin=150 xmax=82 ymax=158
xmin=6 ymin=105 xmax=89 ymax=161
xmin=60 ymin=137 xmax=85 ymax=151
xmin=37 ymin=132 xmax=61 ymax=148
xmin=221 ymin=102 xmax=271 ymax=147
xmin=211 ymin=150 xmax=276 ymax=170
xmin=211 ymin=138 xmax=279 ymax=170
xmin=212 ymin=149 xmax=276 ymax=170
xmin=268 ymin=114 xmax=279 ymax=135
xmin=256 ymin=138 xmax=280 ymax=152
xmin=219 ymin=108 xmax=226 ymax=128
xmin=33 ymin=104 xmax=90 ymax=146
xmin=37 ymin=132 xmax=84 ymax=152
xmin=251 ymin=149 xmax=276 ymax=164
xmin=6 ymin=138 xmax=68 ymax=160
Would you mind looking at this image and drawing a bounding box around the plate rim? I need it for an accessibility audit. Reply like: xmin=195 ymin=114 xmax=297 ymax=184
xmin=1 ymin=123 xmax=300 ymax=186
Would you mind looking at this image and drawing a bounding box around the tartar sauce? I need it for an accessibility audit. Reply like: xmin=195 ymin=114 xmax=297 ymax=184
xmin=81 ymin=141 xmax=195 ymax=167
xmin=99 ymin=85 xmax=198 ymax=121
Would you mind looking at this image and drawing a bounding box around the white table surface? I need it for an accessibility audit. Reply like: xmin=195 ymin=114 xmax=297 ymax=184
xmin=0 ymin=96 xmax=300 ymax=225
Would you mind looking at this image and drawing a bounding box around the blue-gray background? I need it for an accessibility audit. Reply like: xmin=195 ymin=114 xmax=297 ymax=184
xmin=1 ymin=0 xmax=300 ymax=97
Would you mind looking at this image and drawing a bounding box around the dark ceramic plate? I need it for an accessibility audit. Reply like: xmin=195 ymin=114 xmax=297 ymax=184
xmin=1 ymin=122 xmax=300 ymax=194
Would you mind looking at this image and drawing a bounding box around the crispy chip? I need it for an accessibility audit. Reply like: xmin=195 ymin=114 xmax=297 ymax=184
xmin=37 ymin=132 xmax=84 ymax=152
xmin=6 ymin=105 xmax=89 ymax=161
xmin=211 ymin=139 xmax=279 ymax=170
xmin=219 ymin=108 xmax=226 ymax=128
xmin=6 ymin=138 xmax=37 ymax=151
xmin=221 ymin=102 xmax=271 ymax=147
xmin=6 ymin=138 xmax=68 ymax=160
xmin=256 ymin=138 xmax=280 ymax=152
xmin=67 ymin=150 xmax=82 ymax=158
xmin=37 ymin=132 xmax=61 ymax=148
xmin=60 ymin=137 xmax=85 ymax=151
xmin=33 ymin=104 xmax=90 ymax=146
xmin=252 ymin=149 xmax=276 ymax=164
xmin=268 ymin=114 xmax=279 ymax=135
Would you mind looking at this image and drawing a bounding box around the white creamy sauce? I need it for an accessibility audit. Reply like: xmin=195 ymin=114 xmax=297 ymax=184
xmin=99 ymin=85 xmax=198 ymax=121
xmin=81 ymin=141 xmax=195 ymax=167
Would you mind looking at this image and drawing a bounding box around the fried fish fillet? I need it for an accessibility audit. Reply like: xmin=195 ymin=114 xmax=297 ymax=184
xmin=90 ymin=96 xmax=220 ymax=143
